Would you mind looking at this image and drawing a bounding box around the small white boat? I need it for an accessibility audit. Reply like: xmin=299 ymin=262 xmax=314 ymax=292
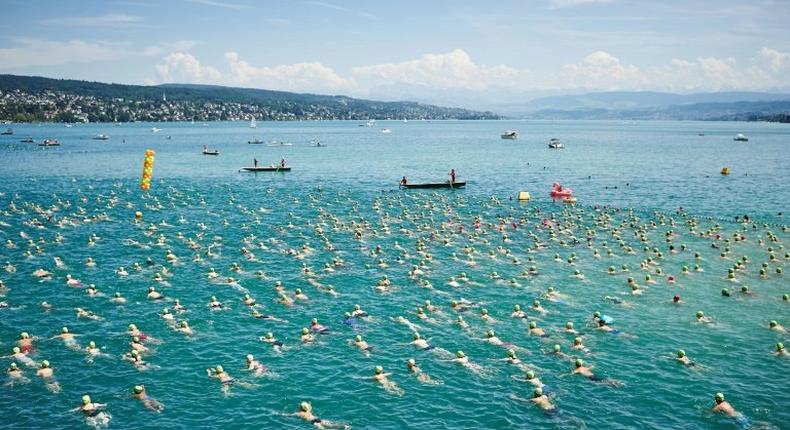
xmin=151 ymin=127 xmax=162 ymax=133
xmin=1 ymin=128 xmax=12 ymax=135
xmin=733 ymin=133 xmax=748 ymax=142
xmin=266 ymin=141 xmax=292 ymax=147
xmin=310 ymin=139 xmax=325 ymax=147
xmin=501 ymin=130 xmax=518 ymax=140
xmin=548 ymin=138 xmax=563 ymax=149
xmin=93 ymin=133 xmax=109 ymax=140
xmin=248 ymin=138 xmax=265 ymax=144
xmin=381 ymin=128 xmax=392 ymax=134
xmin=19 ymin=137 xmax=34 ymax=143
xmin=250 ymin=119 xmax=257 ymax=129
xmin=39 ymin=139 xmax=60 ymax=147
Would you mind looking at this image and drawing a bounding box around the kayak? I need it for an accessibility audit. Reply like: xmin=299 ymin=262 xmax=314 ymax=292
xmin=242 ymin=166 xmax=291 ymax=172
xmin=400 ymin=182 xmax=465 ymax=189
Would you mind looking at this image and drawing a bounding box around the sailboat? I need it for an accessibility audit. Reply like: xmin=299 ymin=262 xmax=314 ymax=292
xmin=250 ymin=118 xmax=257 ymax=129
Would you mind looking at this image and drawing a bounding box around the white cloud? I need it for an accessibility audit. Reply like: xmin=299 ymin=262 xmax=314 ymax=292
xmin=351 ymin=49 xmax=529 ymax=90
xmin=0 ymin=38 xmax=122 ymax=70
xmin=548 ymin=0 xmax=618 ymax=8
xmin=39 ymin=13 xmax=143 ymax=27
xmin=155 ymin=52 xmax=221 ymax=83
xmin=224 ymin=51 xmax=354 ymax=92
xmin=759 ymin=47 xmax=790 ymax=72
xmin=184 ymin=0 xmax=246 ymax=10
xmin=561 ymin=51 xmax=643 ymax=89
xmin=142 ymin=40 xmax=198 ymax=57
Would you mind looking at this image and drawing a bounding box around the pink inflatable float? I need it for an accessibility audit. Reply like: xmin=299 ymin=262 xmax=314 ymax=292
xmin=550 ymin=182 xmax=573 ymax=199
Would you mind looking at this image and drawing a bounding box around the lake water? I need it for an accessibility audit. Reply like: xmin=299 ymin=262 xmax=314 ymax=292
xmin=0 ymin=120 xmax=788 ymax=429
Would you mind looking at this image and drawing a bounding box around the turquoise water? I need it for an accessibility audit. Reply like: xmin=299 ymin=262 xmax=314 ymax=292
xmin=0 ymin=120 xmax=788 ymax=429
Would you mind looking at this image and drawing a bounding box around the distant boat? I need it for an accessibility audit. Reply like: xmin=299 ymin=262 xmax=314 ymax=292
xmin=501 ymin=130 xmax=518 ymax=140
xmin=39 ymin=139 xmax=60 ymax=147
xmin=19 ymin=137 xmax=34 ymax=143
xmin=65 ymin=124 xmax=73 ymax=128
xmin=381 ymin=128 xmax=392 ymax=134
xmin=733 ymin=133 xmax=748 ymax=142
xmin=267 ymin=141 xmax=292 ymax=147
xmin=250 ymin=119 xmax=257 ymax=129
xmin=151 ymin=127 xmax=162 ymax=133
xmin=202 ymin=150 xmax=219 ymax=156
xmin=310 ymin=139 xmax=325 ymax=147
xmin=403 ymin=118 xmax=408 ymax=123
xmin=359 ymin=119 xmax=375 ymax=127
xmin=548 ymin=138 xmax=564 ymax=149
xmin=1 ymin=128 xmax=12 ymax=135
xmin=241 ymin=166 xmax=291 ymax=172
xmin=248 ymin=138 xmax=265 ymax=144
xmin=400 ymin=181 xmax=466 ymax=189
xmin=93 ymin=133 xmax=109 ymax=140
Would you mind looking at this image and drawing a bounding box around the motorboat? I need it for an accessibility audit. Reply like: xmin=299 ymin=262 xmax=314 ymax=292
xmin=19 ymin=137 xmax=35 ymax=143
xmin=39 ymin=139 xmax=60 ymax=147
xmin=733 ymin=133 xmax=748 ymax=142
xmin=381 ymin=128 xmax=392 ymax=134
xmin=93 ymin=134 xmax=109 ymax=140
xmin=202 ymin=145 xmax=219 ymax=155
xmin=501 ymin=130 xmax=518 ymax=140
xmin=548 ymin=138 xmax=563 ymax=149
xmin=1 ymin=128 xmax=12 ymax=135
xmin=248 ymin=138 xmax=265 ymax=144
xmin=266 ymin=141 xmax=292 ymax=147
xmin=151 ymin=127 xmax=162 ymax=133
xmin=310 ymin=139 xmax=325 ymax=147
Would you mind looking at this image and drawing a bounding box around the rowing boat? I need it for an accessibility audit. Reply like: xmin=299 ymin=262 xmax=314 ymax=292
xmin=241 ymin=166 xmax=291 ymax=172
xmin=400 ymin=181 xmax=465 ymax=189
xmin=202 ymin=150 xmax=220 ymax=155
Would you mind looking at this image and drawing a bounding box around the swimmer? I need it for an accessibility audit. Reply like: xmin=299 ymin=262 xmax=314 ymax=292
xmin=147 ymin=287 xmax=163 ymax=300
xmin=310 ymin=318 xmax=329 ymax=333
xmin=294 ymin=288 xmax=309 ymax=300
xmin=675 ymin=349 xmax=695 ymax=367
xmin=160 ymin=308 xmax=175 ymax=323
xmin=206 ymin=365 xmax=246 ymax=396
xmin=350 ymin=335 xmax=372 ymax=356
xmin=132 ymin=385 xmax=164 ymax=412
xmin=511 ymin=304 xmax=528 ymax=319
xmin=110 ymin=292 xmax=126 ymax=305
xmin=123 ymin=349 xmax=149 ymax=370
xmin=301 ymin=328 xmax=315 ymax=344
xmin=76 ymin=307 xmax=103 ymax=321
xmin=260 ymin=332 xmax=285 ymax=352
xmin=531 ymin=300 xmax=547 ymax=315
xmin=406 ymin=358 xmax=441 ymax=385
xmin=524 ymin=387 xmax=556 ymax=411
xmin=571 ymin=359 xmax=622 ymax=386
xmin=251 ymin=309 xmax=287 ymax=322
xmin=711 ymin=392 xmax=742 ymax=418
xmin=208 ymin=295 xmax=226 ymax=310
xmin=36 ymin=360 xmax=61 ymax=392
xmin=695 ymin=310 xmax=714 ymax=324
xmin=71 ymin=395 xmax=109 ymax=425
xmin=572 ymin=337 xmax=589 ymax=353
xmin=4 ymin=346 xmax=36 ymax=367
xmin=768 ymin=320 xmax=786 ymax=333
xmin=513 ymin=370 xmax=544 ymax=389
xmin=85 ymin=341 xmax=105 ymax=362
xmin=245 ymin=354 xmax=268 ymax=376
xmin=6 ymin=362 xmax=29 ymax=385
xmin=290 ymin=401 xmax=348 ymax=429
xmin=449 ymin=350 xmax=484 ymax=374
xmin=130 ymin=337 xmax=148 ymax=353
xmin=410 ymin=332 xmax=433 ymax=350
xmin=372 ymin=365 xmax=403 ymax=395
xmin=775 ymin=342 xmax=787 ymax=357
xmin=528 ymin=321 xmax=548 ymax=337
xmin=176 ymin=321 xmax=193 ymax=336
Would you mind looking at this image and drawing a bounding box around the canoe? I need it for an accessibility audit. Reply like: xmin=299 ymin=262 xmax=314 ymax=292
xmin=242 ymin=166 xmax=291 ymax=172
xmin=202 ymin=150 xmax=220 ymax=155
xmin=400 ymin=181 xmax=465 ymax=189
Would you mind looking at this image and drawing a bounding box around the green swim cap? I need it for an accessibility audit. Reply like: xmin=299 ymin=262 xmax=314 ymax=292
xmin=266 ymin=332 xmax=273 ymax=339
xmin=62 ymin=327 xmax=69 ymax=333
xmin=566 ymin=322 xmax=574 ymax=329
xmin=301 ymin=328 xmax=309 ymax=335
xmin=355 ymin=335 xmax=362 ymax=342
xmin=413 ymin=332 xmax=421 ymax=340
xmin=300 ymin=401 xmax=310 ymax=411
xmin=83 ymin=395 xmax=91 ymax=404
xmin=594 ymin=311 xmax=601 ymax=318
xmin=134 ymin=385 xmax=143 ymax=394
xmin=770 ymin=320 xmax=777 ymax=327
xmin=534 ymin=387 xmax=543 ymax=397
xmin=507 ymin=349 xmax=516 ymax=357
xmin=526 ymin=370 xmax=535 ymax=379
xmin=487 ymin=330 xmax=495 ymax=338
xmin=696 ymin=311 xmax=704 ymax=318
xmin=513 ymin=304 xmax=521 ymax=311
xmin=311 ymin=318 xmax=318 ymax=324
xmin=407 ymin=358 xmax=416 ymax=366
xmin=456 ymin=350 xmax=465 ymax=358
xmin=529 ymin=321 xmax=537 ymax=329
xmin=215 ymin=365 xmax=224 ymax=373
xmin=246 ymin=354 xmax=254 ymax=361
xmin=9 ymin=363 xmax=17 ymax=370
xmin=677 ymin=349 xmax=685 ymax=358
xmin=575 ymin=359 xmax=583 ymax=367
xmin=131 ymin=350 xmax=139 ymax=356
xmin=533 ymin=300 xmax=540 ymax=307
xmin=375 ymin=366 xmax=383 ymax=374
xmin=574 ymin=337 xmax=582 ymax=345
xmin=20 ymin=332 xmax=29 ymax=339
xmin=481 ymin=308 xmax=488 ymax=315
xmin=715 ymin=392 xmax=724 ymax=402
xmin=777 ymin=342 xmax=784 ymax=351
xmin=41 ymin=360 xmax=50 ymax=368
xmin=553 ymin=344 xmax=560 ymax=352
xmin=89 ymin=341 xmax=96 ymax=348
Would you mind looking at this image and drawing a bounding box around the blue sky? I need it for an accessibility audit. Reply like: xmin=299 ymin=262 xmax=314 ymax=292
xmin=2 ymin=0 xmax=790 ymax=105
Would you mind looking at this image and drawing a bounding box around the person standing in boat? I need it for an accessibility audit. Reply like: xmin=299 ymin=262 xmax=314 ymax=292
xmin=280 ymin=158 xmax=286 ymax=168
xmin=450 ymin=169 xmax=456 ymax=184
xmin=254 ymin=158 xmax=258 ymax=168
xmin=401 ymin=176 xmax=408 ymax=186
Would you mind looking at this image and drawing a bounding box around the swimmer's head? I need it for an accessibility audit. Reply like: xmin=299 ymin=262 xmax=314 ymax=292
xmin=215 ymin=365 xmax=224 ymax=374
xmin=266 ymin=332 xmax=273 ymax=339
xmin=594 ymin=311 xmax=601 ymax=318
xmin=534 ymin=387 xmax=543 ymax=397
xmin=300 ymin=401 xmax=310 ymax=412
xmin=677 ymin=349 xmax=686 ymax=358
xmin=133 ymin=385 xmax=143 ymax=394
xmin=62 ymin=327 xmax=69 ymax=333
xmin=575 ymin=359 xmax=583 ymax=368
xmin=456 ymin=350 xmax=466 ymax=358
xmin=513 ymin=304 xmax=521 ymax=312
xmin=777 ymin=342 xmax=785 ymax=352
xmin=129 ymin=324 xmax=137 ymax=330
xmin=89 ymin=341 xmax=96 ymax=348
xmin=355 ymin=335 xmax=362 ymax=342
xmin=565 ymin=322 xmax=574 ymax=329
xmin=696 ymin=311 xmax=704 ymax=318
xmin=246 ymin=354 xmax=254 ymax=361
xmin=41 ymin=360 xmax=50 ymax=368
xmin=526 ymin=370 xmax=535 ymax=379
xmin=82 ymin=395 xmax=91 ymax=405
xmin=574 ymin=337 xmax=582 ymax=345
xmin=413 ymin=332 xmax=421 ymax=340
xmin=20 ymin=332 xmax=29 ymax=339
xmin=486 ymin=330 xmax=495 ymax=338
xmin=507 ymin=349 xmax=516 ymax=358
xmin=407 ymin=358 xmax=416 ymax=367
xmin=715 ymin=393 xmax=724 ymax=403
xmin=529 ymin=321 xmax=537 ymax=329
xmin=375 ymin=366 xmax=383 ymax=374
xmin=301 ymin=328 xmax=309 ymax=335
xmin=770 ymin=320 xmax=777 ymax=327
xmin=553 ymin=344 xmax=561 ymax=353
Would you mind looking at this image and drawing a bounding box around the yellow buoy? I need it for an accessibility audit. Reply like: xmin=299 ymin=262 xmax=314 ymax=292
xmin=517 ymin=191 xmax=531 ymax=201
xmin=721 ymin=167 xmax=731 ymax=175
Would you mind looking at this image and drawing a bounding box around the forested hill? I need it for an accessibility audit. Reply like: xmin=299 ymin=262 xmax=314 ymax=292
xmin=0 ymin=74 xmax=499 ymax=122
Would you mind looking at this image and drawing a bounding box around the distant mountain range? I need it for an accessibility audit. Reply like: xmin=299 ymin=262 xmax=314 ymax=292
xmin=514 ymin=91 xmax=790 ymax=121
xmin=0 ymin=75 xmax=499 ymax=122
